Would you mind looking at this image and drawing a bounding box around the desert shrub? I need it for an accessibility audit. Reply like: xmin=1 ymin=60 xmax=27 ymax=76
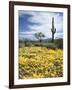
xmin=34 ymin=43 xmax=57 ymax=49
xmin=44 ymin=43 xmax=57 ymax=50
xmin=25 ymin=42 xmax=32 ymax=46
xmin=55 ymin=39 xmax=63 ymax=49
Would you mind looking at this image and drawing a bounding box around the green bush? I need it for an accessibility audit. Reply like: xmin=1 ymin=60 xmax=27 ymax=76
xmin=34 ymin=42 xmax=57 ymax=49
xmin=45 ymin=43 xmax=57 ymax=50
xmin=54 ymin=39 xmax=63 ymax=49
xmin=25 ymin=42 xmax=34 ymax=47
xmin=19 ymin=39 xmax=63 ymax=49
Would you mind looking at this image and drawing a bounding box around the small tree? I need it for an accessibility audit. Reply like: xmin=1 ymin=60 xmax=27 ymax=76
xmin=35 ymin=32 xmax=45 ymax=43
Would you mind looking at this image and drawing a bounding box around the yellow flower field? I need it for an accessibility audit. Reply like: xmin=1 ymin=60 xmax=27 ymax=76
xmin=19 ymin=47 xmax=63 ymax=79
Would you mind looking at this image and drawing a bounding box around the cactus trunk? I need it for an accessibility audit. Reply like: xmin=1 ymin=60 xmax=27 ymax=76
xmin=52 ymin=33 xmax=54 ymax=42
xmin=51 ymin=17 xmax=56 ymax=42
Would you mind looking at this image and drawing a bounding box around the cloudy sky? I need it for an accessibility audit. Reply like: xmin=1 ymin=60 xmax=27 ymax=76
xmin=19 ymin=10 xmax=63 ymax=40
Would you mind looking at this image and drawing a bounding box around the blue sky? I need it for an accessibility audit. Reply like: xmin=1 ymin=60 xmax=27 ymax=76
xmin=19 ymin=10 xmax=63 ymax=40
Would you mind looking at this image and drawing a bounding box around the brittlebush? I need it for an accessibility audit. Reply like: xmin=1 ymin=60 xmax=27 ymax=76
xmin=19 ymin=47 xmax=63 ymax=79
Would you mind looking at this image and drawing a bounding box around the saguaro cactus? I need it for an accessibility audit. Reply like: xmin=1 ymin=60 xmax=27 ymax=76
xmin=51 ymin=17 xmax=56 ymax=42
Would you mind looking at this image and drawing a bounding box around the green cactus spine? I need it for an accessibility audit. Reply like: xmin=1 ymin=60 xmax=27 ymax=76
xmin=51 ymin=17 xmax=56 ymax=42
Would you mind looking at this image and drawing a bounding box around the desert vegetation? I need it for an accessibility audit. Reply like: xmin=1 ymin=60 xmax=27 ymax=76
xmin=19 ymin=47 xmax=63 ymax=79
xmin=18 ymin=17 xmax=63 ymax=79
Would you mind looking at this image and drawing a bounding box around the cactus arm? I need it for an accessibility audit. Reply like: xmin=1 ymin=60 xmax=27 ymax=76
xmin=55 ymin=28 xmax=56 ymax=33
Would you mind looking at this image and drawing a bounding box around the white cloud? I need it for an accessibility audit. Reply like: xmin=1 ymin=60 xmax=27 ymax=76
xmin=19 ymin=11 xmax=63 ymax=40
